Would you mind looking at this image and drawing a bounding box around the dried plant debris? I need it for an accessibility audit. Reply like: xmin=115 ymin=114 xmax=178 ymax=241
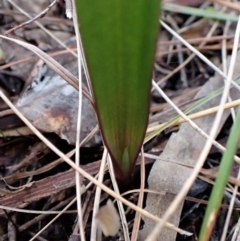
xmin=1 ymin=1 xmax=239 ymax=241
xmin=166 ymin=0 xmax=205 ymax=7
xmin=15 ymin=38 xmax=98 ymax=146
xmin=0 ymin=3 xmax=99 ymax=241
xmin=0 ymin=159 xmax=104 ymax=216
xmin=1 ymin=39 xmax=36 ymax=80
xmin=0 ymin=169 xmax=77 ymax=215
xmin=95 ymin=199 xmax=120 ymax=237
xmin=139 ymin=52 xmax=240 ymax=241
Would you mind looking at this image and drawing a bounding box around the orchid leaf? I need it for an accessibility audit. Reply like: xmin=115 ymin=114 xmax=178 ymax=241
xmin=75 ymin=1 xmax=160 ymax=184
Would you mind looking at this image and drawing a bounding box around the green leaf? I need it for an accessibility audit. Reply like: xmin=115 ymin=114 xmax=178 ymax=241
xmin=75 ymin=1 xmax=160 ymax=182
xmin=163 ymin=3 xmax=239 ymax=22
xmin=199 ymin=107 xmax=240 ymax=240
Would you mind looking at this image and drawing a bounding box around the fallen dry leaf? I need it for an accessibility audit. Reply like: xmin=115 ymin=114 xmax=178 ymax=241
xmin=139 ymin=52 xmax=240 ymax=241
xmin=14 ymin=38 xmax=98 ymax=145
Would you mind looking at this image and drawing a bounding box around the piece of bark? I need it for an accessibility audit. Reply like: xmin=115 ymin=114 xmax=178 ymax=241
xmin=139 ymin=52 xmax=240 ymax=241
xmin=0 ymin=156 xmax=151 ymax=216
xmin=0 ymin=159 xmax=102 ymax=216
xmin=0 ymin=169 xmax=76 ymax=216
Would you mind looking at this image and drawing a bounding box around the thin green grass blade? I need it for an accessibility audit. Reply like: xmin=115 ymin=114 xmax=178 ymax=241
xmin=75 ymin=1 xmax=160 ymax=182
xmin=199 ymin=107 xmax=240 ymax=241
xmin=145 ymin=79 xmax=240 ymax=143
xmin=164 ymin=3 xmax=239 ymax=22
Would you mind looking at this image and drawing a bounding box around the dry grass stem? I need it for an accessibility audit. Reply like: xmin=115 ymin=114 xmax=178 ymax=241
xmin=158 ymin=34 xmax=234 ymax=47
xmin=211 ymin=0 xmax=240 ymax=12
xmin=72 ymin=1 xmax=85 ymax=240
xmin=107 ymin=155 xmax=130 ymax=241
xmin=221 ymin=18 xmax=236 ymax=121
xmin=0 ymin=205 xmax=76 ymax=214
xmin=158 ymin=43 xmax=240 ymax=56
xmin=131 ymin=148 xmax=145 ymax=241
xmin=147 ymin=98 xmax=240 ymax=133
xmin=91 ymin=148 xmax=108 ymax=241
xmin=5 ymin=0 xmax=58 ymax=34
xmin=0 ymin=48 xmax=77 ymax=71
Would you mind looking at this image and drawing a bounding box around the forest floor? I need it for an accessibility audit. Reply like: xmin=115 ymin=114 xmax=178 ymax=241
xmin=0 ymin=1 xmax=240 ymax=241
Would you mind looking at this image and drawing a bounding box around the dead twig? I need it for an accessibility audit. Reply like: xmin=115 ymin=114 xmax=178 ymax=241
xmin=5 ymin=0 xmax=59 ymax=35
